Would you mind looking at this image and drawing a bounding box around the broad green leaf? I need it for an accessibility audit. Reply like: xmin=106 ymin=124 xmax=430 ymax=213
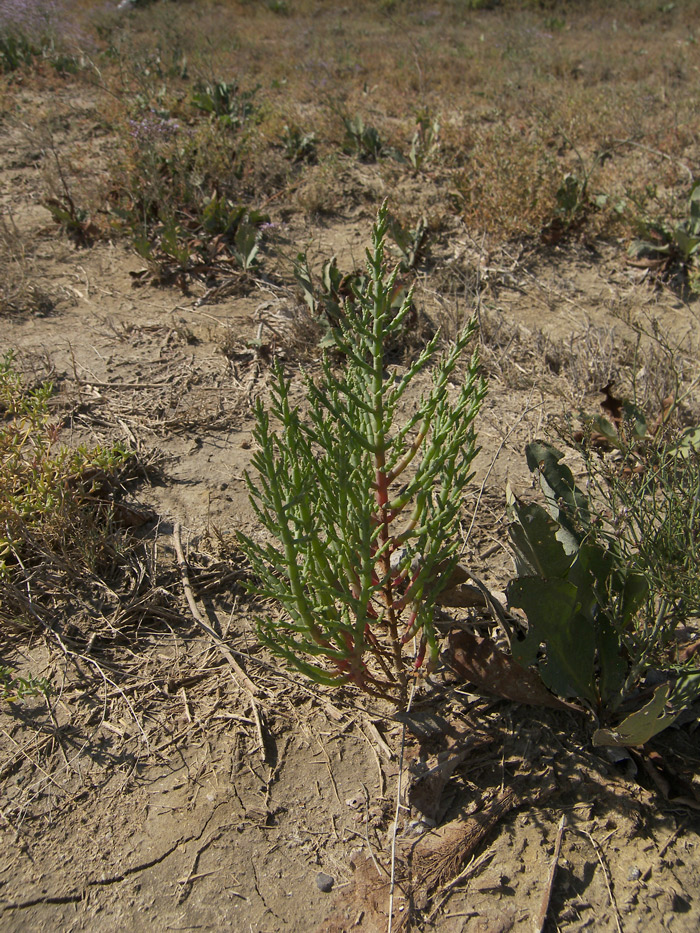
xmin=619 ymin=572 xmax=649 ymax=629
xmin=622 ymin=400 xmax=648 ymax=439
xmin=567 ymin=543 xmax=615 ymax=621
xmin=591 ymin=415 xmax=620 ymax=443
xmin=671 ymin=425 xmax=700 ymax=458
xmin=688 ymin=179 xmax=700 ymax=230
xmin=593 ymin=671 xmax=700 ymax=747
xmin=669 ymin=670 xmax=700 ymax=709
xmin=668 ymin=427 xmax=700 ymax=457
xmin=525 ymin=440 xmax=590 ymax=534
xmin=508 ymin=576 xmax=596 ymax=702
xmin=235 ymin=224 xmax=259 ymax=270
xmin=628 ymin=237 xmax=671 ymax=258
xmin=592 ymin=683 xmax=677 ymax=746
xmin=673 ymin=228 xmax=700 ymax=260
xmin=596 ymin=614 xmax=627 ymax=708
xmin=507 ymin=498 xmax=573 ymax=579
xmin=293 ymin=253 xmax=316 ymax=314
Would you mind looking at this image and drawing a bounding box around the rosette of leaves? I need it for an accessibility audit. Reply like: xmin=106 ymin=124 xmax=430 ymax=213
xmin=507 ymin=439 xmax=700 ymax=746
xmin=239 ymin=203 xmax=486 ymax=703
xmin=628 ymin=179 xmax=700 ymax=291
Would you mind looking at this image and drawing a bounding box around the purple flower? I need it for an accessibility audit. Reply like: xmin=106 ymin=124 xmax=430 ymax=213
xmin=0 ymin=0 xmax=94 ymax=51
xmin=128 ymin=109 xmax=180 ymax=142
xmin=0 ymin=0 xmax=58 ymax=38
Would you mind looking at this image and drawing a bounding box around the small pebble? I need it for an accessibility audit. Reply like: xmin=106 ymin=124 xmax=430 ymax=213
xmin=628 ymin=866 xmax=642 ymax=881
xmin=316 ymin=872 xmax=334 ymax=893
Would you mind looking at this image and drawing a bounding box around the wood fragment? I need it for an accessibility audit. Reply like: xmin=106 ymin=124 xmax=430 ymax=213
xmin=362 ymin=717 xmax=395 ymax=761
xmin=180 ymin=686 xmax=193 ymax=723
xmin=534 ymin=813 xmax=566 ymax=933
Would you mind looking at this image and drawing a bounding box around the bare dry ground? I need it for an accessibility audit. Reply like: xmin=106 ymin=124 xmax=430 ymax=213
xmin=1 ymin=2 xmax=700 ymax=931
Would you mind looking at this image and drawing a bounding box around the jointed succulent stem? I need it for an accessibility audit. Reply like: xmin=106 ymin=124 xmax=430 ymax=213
xmin=239 ymin=202 xmax=486 ymax=703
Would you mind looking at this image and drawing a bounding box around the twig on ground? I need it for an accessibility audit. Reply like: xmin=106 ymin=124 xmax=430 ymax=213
xmin=426 ymin=848 xmax=496 ymax=925
xmin=362 ymin=784 xmax=390 ymax=881
xmin=174 ymin=522 xmax=270 ymax=764
xmin=173 ymin=523 xmax=261 ymax=698
xmin=573 ymin=827 xmax=624 ymax=933
xmin=534 ymin=813 xmax=567 ymax=933
xmin=359 ymin=723 xmax=387 ymax=798
xmin=312 ymin=731 xmax=342 ymax=808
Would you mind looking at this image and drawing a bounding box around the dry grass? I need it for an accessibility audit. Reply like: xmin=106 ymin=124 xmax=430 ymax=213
xmin=66 ymin=0 xmax=696 ymax=263
xmin=0 ymin=212 xmax=57 ymax=316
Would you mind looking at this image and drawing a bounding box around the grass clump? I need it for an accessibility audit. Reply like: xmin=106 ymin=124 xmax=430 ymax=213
xmin=0 ymin=353 xmax=133 ymax=625
xmin=0 ymin=0 xmax=83 ymax=74
xmin=109 ymin=71 xmax=271 ymax=284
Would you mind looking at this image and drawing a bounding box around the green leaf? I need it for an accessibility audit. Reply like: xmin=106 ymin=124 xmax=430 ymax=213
xmin=688 ymin=179 xmax=700 ymax=231
xmin=619 ymin=572 xmax=649 ymax=629
xmin=593 ymin=670 xmax=700 ymax=747
xmin=507 ymin=495 xmax=573 ymax=579
xmin=567 ymin=543 xmax=614 ymax=620
xmin=592 ymin=683 xmax=677 ymax=746
xmin=508 ymin=576 xmax=596 ymax=702
xmin=673 ymin=228 xmax=700 ymax=261
xmin=596 ymin=614 xmax=627 ymax=708
xmin=628 ymin=237 xmax=671 ymax=259
xmin=525 ymin=440 xmax=590 ymax=533
xmin=591 ymin=415 xmax=621 ymax=443
xmin=670 ymin=425 xmax=700 ymax=458
xmin=235 ymin=224 xmax=259 ymax=270
xmin=293 ymin=253 xmax=316 ymax=314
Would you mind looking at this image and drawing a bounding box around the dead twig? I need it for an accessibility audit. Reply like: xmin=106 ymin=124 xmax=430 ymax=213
xmin=572 ymin=827 xmax=624 ymax=933
xmin=173 ymin=523 xmax=261 ymax=698
xmin=173 ymin=523 xmax=270 ymax=764
xmin=534 ymin=813 xmax=567 ymax=933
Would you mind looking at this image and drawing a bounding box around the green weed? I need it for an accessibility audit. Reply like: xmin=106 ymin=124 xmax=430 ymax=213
xmin=0 ymin=664 xmax=52 ymax=702
xmin=240 ymin=204 xmax=486 ymax=703
xmin=0 ymin=32 xmax=36 ymax=72
xmin=0 ymin=353 xmax=132 ymax=599
xmin=280 ymin=124 xmax=317 ymax=163
xmin=341 ymin=113 xmax=384 ymax=162
xmin=191 ymin=79 xmax=260 ymax=130
xmin=106 ymin=59 xmax=272 ymax=285
xmin=628 ymin=179 xmax=700 ymax=292
xmin=293 ymin=245 xmax=419 ymax=354
xmin=406 ymin=110 xmax=440 ymax=172
xmin=506 ymin=426 xmax=700 ymax=745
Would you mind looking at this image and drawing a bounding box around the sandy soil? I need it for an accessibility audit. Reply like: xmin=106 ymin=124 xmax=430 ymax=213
xmin=1 ymin=66 xmax=700 ymax=933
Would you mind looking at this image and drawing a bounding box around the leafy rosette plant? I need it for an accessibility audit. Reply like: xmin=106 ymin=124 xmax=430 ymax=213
xmin=239 ymin=203 xmax=486 ymax=703
xmin=507 ymin=439 xmax=700 ymax=746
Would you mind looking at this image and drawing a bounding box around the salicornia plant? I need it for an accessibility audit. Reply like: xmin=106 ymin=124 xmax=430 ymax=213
xmin=239 ymin=203 xmax=486 ymax=703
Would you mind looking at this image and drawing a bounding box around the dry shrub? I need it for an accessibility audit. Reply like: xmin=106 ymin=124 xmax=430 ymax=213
xmin=455 ymin=123 xmax=559 ymax=240
xmin=0 ymin=212 xmax=57 ymax=316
